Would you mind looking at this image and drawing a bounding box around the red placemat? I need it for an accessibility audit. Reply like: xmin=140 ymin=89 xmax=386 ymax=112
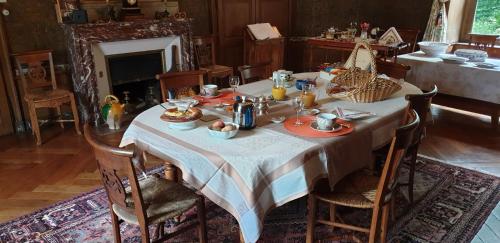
xmin=283 ymin=115 xmax=354 ymax=138
xmin=194 ymin=91 xmax=240 ymax=106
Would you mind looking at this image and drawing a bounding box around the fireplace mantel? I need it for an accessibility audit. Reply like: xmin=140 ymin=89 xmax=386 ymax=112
xmin=64 ymin=19 xmax=194 ymax=123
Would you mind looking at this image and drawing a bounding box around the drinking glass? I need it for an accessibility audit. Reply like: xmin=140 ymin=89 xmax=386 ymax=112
xmin=292 ymin=97 xmax=304 ymax=126
xmin=229 ymin=76 xmax=240 ymax=94
xmin=301 ymin=84 xmax=317 ymax=108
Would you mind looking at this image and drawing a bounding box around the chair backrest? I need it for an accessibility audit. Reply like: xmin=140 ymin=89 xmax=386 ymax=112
xmin=83 ymin=124 xmax=148 ymax=225
xmin=193 ymin=36 xmax=216 ymax=68
xmin=237 ymin=62 xmax=271 ymax=84
xmin=376 ymin=59 xmax=411 ymax=80
xmin=12 ymin=50 xmax=57 ymax=94
xmin=468 ymin=34 xmax=498 ymax=50
xmin=344 ymin=48 xmax=378 ymax=70
xmin=405 ymin=85 xmax=438 ymax=145
xmin=396 ymin=29 xmax=420 ymax=53
xmin=156 ymin=70 xmax=206 ymax=102
xmin=375 ymin=109 xmax=420 ymax=208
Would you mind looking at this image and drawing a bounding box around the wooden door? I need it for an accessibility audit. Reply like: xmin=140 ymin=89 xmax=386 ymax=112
xmin=0 ymin=66 xmax=13 ymax=135
xmin=216 ymin=0 xmax=256 ymax=68
xmin=255 ymin=0 xmax=291 ymax=36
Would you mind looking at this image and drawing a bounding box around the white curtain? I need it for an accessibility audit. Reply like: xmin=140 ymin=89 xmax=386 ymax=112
xmin=423 ymin=0 xmax=449 ymax=42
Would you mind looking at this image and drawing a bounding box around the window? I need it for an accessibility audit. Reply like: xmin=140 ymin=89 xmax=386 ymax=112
xmin=471 ymin=0 xmax=500 ymax=35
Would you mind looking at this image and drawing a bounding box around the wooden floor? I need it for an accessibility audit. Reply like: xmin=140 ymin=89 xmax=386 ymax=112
xmin=0 ymin=105 xmax=498 ymax=241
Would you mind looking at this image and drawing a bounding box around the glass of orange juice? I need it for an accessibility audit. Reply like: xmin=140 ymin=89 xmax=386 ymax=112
xmin=301 ymin=84 xmax=316 ymax=108
xmin=272 ymin=78 xmax=287 ymax=100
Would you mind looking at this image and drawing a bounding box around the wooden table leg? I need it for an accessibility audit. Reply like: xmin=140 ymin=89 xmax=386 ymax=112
xmin=164 ymin=161 xmax=178 ymax=182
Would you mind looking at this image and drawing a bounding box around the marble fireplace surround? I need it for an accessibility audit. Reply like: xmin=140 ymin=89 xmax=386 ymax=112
xmin=64 ymin=19 xmax=194 ymax=123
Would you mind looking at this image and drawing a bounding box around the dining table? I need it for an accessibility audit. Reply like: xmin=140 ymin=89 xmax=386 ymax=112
xmin=119 ymin=72 xmax=422 ymax=242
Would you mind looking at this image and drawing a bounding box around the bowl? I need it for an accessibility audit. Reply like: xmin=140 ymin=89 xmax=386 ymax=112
xmin=295 ymin=79 xmax=309 ymax=90
xmin=454 ymin=49 xmax=488 ymax=62
xmin=208 ymin=122 xmax=239 ymax=139
xmin=418 ymin=41 xmax=449 ymax=57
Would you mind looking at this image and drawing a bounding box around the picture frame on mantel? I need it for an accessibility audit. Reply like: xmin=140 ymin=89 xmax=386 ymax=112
xmin=54 ymin=0 xmax=80 ymax=23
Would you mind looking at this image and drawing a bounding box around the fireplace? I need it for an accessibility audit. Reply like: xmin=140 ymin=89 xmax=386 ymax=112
xmin=106 ymin=50 xmax=165 ymax=106
xmin=92 ymin=36 xmax=181 ymax=106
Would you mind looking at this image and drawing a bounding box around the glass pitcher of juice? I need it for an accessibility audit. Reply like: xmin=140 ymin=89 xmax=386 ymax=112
xmin=301 ymin=84 xmax=316 ymax=108
xmin=272 ymin=75 xmax=287 ymax=101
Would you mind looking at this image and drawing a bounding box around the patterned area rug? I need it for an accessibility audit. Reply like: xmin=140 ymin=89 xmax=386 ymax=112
xmin=0 ymin=156 xmax=498 ymax=242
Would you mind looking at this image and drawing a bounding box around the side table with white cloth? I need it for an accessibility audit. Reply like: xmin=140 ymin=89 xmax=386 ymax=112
xmin=119 ymin=72 xmax=422 ymax=242
xmin=398 ymin=51 xmax=500 ymax=128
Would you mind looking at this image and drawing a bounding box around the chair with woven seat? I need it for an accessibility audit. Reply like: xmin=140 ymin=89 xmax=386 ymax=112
xmin=306 ymin=110 xmax=420 ymax=243
xmin=84 ymin=124 xmax=207 ymax=243
xmin=193 ymin=36 xmax=233 ymax=85
xmin=468 ymin=34 xmax=498 ymax=50
xmin=376 ymin=59 xmax=411 ymax=80
xmin=13 ymin=50 xmax=81 ymax=145
xmin=156 ymin=70 xmax=206 ymax=102
xmin=237 ymin=62 xmax=271 ymax=84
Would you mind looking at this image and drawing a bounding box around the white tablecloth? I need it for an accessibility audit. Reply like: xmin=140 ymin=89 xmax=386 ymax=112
xmin=398 ymin=51 xmax=500 ymax=104
xmin=120 ymin=72 xmax=421 ymax=242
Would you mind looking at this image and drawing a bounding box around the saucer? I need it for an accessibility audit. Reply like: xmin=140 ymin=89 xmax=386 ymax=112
xmin=270 ymin=116 xmax=286 ymax=123
xmin=310 ymin=121 xmax=342 ymax=133
xmin=475 ymin=62 xmax=497 ymax=69
xmin=302 ymin=108 xmax=320 ymax=116
xmin=200 ymin=92 xmax=223 ymax=99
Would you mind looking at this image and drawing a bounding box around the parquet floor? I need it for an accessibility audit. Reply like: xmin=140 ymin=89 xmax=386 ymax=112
xmin=0 ymin=105 xmax=498 ymax=240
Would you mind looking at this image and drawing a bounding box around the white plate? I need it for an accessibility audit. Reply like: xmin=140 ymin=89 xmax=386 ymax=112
xmin=475 ymin=62 xmax=497 ymax=69
xmin=440 ymin=54 xmax=467 ymax=64
xmin=167 ymin=98 xmax=200 ymax=107
xmin=334 ymin=108 xmax=375 ymax=120
xmin=310 ymin=121 xmax=342 ymax=133
xmin=270 ymin=116 xmax=286 ymax=123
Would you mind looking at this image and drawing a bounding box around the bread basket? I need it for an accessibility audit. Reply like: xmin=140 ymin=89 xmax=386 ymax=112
xmin=327 ymin=42 xmax=402 ymax=103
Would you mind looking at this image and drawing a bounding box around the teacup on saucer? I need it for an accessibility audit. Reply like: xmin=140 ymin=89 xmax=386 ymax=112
xmin=201 ymin=84 xmax=219 ymax=96
xmin=316 ymin=113 xmax=337 ymax=130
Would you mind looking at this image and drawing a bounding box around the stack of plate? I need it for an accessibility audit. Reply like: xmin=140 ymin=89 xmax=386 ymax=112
xmin=440 ymin=54 xmax=468 ymax=64
xmin=454 ymin=49 xmax=488 ymax=62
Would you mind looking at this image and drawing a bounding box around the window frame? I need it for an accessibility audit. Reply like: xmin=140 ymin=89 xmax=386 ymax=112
xmin=460 ymin=0 xmax=499 ymax=45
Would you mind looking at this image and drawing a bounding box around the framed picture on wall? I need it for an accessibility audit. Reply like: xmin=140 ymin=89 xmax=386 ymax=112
xmin=54 ymin=0 xmax=80 ymax=23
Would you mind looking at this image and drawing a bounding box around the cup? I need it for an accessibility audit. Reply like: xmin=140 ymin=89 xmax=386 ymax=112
xmin=316 ymin=113 xmax=337 ymax=130
xmin=201 ymin=84 xmax=218 ymax=96
xmin=295 ymin=79 xmax=308 ymax=90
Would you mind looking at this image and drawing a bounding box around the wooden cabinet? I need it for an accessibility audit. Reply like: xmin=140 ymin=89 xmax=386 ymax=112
xmin=213 ymin=0 xmax=291 ymax=69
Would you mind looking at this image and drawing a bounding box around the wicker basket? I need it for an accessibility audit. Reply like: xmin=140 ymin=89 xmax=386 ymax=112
xmin=327 ymin=42 xmax=402 ymax=103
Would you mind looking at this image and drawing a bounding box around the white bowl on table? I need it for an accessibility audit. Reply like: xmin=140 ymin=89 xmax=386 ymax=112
xmin=418 ymin=41 xmax=449 ymax=57
xmin=208 ymin=123 xmax=239 ymax=139
xmin=167 ymin=120 xmax=198 ymax=130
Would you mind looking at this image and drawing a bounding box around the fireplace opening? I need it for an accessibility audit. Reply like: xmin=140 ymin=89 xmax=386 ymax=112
xmin=106 ymin=50 xmax=165 ymax=109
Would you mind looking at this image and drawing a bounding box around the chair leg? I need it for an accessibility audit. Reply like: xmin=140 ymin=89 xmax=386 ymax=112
xmin=111 ymin=211 xmax=122 ymax=243
xmin=69 ymin=94 xmax=82 ymax=135
xmin=28 ymin=102 xmax=42 ymax=146
xmin=196 ymin=196 xmax=208 ymax=243
xmin=329 ymin=204 xmax=336 ymax=231
xmin=140 ymin=224 xmax=150 ymax=243
xmin=306 ymin=194 xmax=318 ymax=243
xmin=379 ymin=204 xmax=390 ymax=243
xmin=56 ymin=106 xmax=64 ymax=128
xmin=368 ymin=206 xmax=381 ymax=243
xmin=407 ymin=148 xmax=418 ymax=204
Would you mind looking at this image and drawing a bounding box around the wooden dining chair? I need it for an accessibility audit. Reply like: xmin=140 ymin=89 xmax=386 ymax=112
xmin=396 ymin=29 xmax=420 ymax=54
xmin=376 ymin=59 xmax=411 ymax=80
xmin=306 ymin=110 xmax=420 ymax=243
xmin=84 ymin=124 xmax=208 ymax=243
xmin=400 ymin=85 xmax=438 ymax=204
xmin=237 ymin=62 xmax=271 ymax=84
xmin=12 ymin=50 xmax=81 ymax=145
xmin=468 ymin=34 xmax=498 ymax=50
xmin=156 ymin=70 xmax=206 ymax=102
xmin=193 ymin=36 xmax=234 ymax=84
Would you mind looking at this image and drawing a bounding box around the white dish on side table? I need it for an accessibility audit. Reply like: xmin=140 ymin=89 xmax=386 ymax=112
xmin=474 ymin=62 xmax=498 ymax=69
xmin=440 ymin=54 xmax=467 ymax=64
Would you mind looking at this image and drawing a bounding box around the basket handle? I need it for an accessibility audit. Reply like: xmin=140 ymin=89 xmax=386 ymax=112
xmin=350 ymin=41 xmax=378 ymax=81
